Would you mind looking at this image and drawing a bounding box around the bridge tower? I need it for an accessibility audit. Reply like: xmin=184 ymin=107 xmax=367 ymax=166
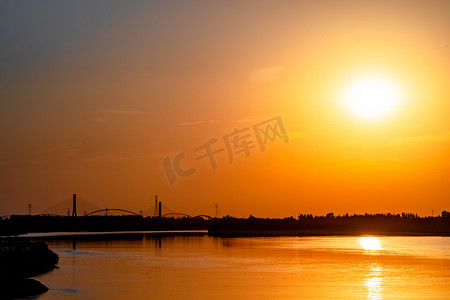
xmin=153 ymin=195 xmax=158 ymax=217
xmin=72 ymin=194 xmax=77 ymax=217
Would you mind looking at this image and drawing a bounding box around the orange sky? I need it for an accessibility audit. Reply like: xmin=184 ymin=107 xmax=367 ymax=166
xmin=1 ymin=1 xmax=449 ymax=217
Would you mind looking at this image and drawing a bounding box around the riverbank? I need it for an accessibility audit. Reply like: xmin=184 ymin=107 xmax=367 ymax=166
xmin=0 ymin=241 xmax=59 ymax=298
xmin=1 ymin=213 xmax=449 ymax=237
xmin=0 ymin=215 xmax=211 ymax=236
xmin=208 ymin=214 xmax=450 ymax=237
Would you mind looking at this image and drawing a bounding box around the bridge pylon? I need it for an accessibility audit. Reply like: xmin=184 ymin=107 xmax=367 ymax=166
xmin=72 ymin=194 xmax=77 ymax=217
xmin=153 ymin=195 xmax=158 ymax=217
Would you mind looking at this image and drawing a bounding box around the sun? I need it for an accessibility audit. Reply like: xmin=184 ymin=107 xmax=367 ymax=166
xmin=343 ymin=76 xmax=402 ymax=120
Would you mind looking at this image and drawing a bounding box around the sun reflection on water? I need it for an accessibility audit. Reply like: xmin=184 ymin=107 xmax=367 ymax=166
xmin=365 ymin=263 xmax=383 ymax=299
xmin=359 ymin=237 xmax=382 ymax=251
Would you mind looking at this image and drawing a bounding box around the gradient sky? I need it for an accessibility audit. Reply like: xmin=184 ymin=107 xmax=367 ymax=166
xmin=1 ymin=0 xmax=449 ymax=217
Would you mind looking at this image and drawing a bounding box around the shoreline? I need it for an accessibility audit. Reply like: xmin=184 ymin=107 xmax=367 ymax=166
xmin=1 ymin=214 xmax=449 ymax=238
xmin=0 ymin=240 xmax=59 ymax=298
xmin=1 ymin=229 xmax=450 ymax=240
xmin=207 ymin=230 xmax=450 ymax=237
xmin=7 ymin=229 xmax=208 ymax=238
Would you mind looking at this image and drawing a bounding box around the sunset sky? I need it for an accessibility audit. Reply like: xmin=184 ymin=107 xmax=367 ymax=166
xmin=1 ymin=0 xmax=449 ymax=217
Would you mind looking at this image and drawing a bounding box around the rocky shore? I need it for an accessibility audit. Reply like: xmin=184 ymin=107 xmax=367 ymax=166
xmin=0 ymin=241 xmax=59 ymax=299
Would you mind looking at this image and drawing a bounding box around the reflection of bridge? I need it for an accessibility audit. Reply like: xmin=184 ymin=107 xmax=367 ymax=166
xmin=39 ymin=194 xmax=214 ymax=219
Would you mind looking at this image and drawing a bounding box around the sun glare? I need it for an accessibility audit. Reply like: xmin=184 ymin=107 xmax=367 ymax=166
xmin=343 ymin=77 xmax=402 ymax=120
xmin=359 ymin=237 xmax=382 ymax=251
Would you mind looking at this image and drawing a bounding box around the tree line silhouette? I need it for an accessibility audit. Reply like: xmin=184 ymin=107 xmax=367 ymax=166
xmin=0 ymin=215 xmax=210 ymax=236
xmin=0 ymin=211 xmax=448 ymax=236
xmin=209 ymin=211 xmax=450 ymax=236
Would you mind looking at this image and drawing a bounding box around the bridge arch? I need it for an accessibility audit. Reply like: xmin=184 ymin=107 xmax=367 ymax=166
xmin=160 ymin=213 xmax=213 ymax=219
xmin=193 ymin=214 xmax=213 ymax=219
xmin=84 ymin=208 xmax=141 ymax=217
xmin=161 ymin=213 xmax=192 ymax=218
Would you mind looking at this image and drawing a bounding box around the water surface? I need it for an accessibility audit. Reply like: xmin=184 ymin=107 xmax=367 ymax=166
xmin=35 ymin=233 xmax=450 ymax=299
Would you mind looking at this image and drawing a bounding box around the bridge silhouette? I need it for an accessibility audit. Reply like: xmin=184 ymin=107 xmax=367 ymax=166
xmin=38 ymin=194 xmax=213 ymax=219
xmin=84 ymin=208 xmax=142 ymax=217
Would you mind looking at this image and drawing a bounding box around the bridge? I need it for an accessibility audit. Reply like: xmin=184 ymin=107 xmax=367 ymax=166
xmin=35 ymin=194 xmax=215 ymax=219
xmin=84 ymin=208 xmax=142 ymax=217
xmin=162 ymin=213 xmax=213 ymax=219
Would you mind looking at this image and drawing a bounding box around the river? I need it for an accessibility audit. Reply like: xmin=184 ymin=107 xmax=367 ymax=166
xmin=31 ymin=232 xmax=450 ymax=299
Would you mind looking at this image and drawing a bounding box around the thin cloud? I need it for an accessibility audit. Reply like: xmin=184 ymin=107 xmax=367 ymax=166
xmin=235 ymin=117 xmax=258 ymax=123
xmin=96 ymin=109 xmax=148 ymax=115
xmin=94 ymin=109 xmax=147 ymax=122
xmin=288 ymin=126 xmax=328 ymax=139
xmin=83 ymin=153 xmax=164 ymax=163
xmin=330 ymin=130 xmax=450 ymax=149
xmin=393 ymin=131 xmax=450 ymax=144
xmin=94 ymin=117 xmax=107 ymax=123
xmin=249 ymin=66 xmax=285 ymax=84
xmin=39 ymin=143 xmax=78 ymax=163
xmin=42 ymin=143 xmax=77 ymax=153
xmin=177 ymin=120 xmax=219 ymax=126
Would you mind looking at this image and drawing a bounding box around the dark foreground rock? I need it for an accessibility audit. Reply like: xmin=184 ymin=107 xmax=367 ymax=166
xmin=0 ymin=279 xmax=49 ymax=299
xmin=0 ymin=241 xmax=59 ymax=298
